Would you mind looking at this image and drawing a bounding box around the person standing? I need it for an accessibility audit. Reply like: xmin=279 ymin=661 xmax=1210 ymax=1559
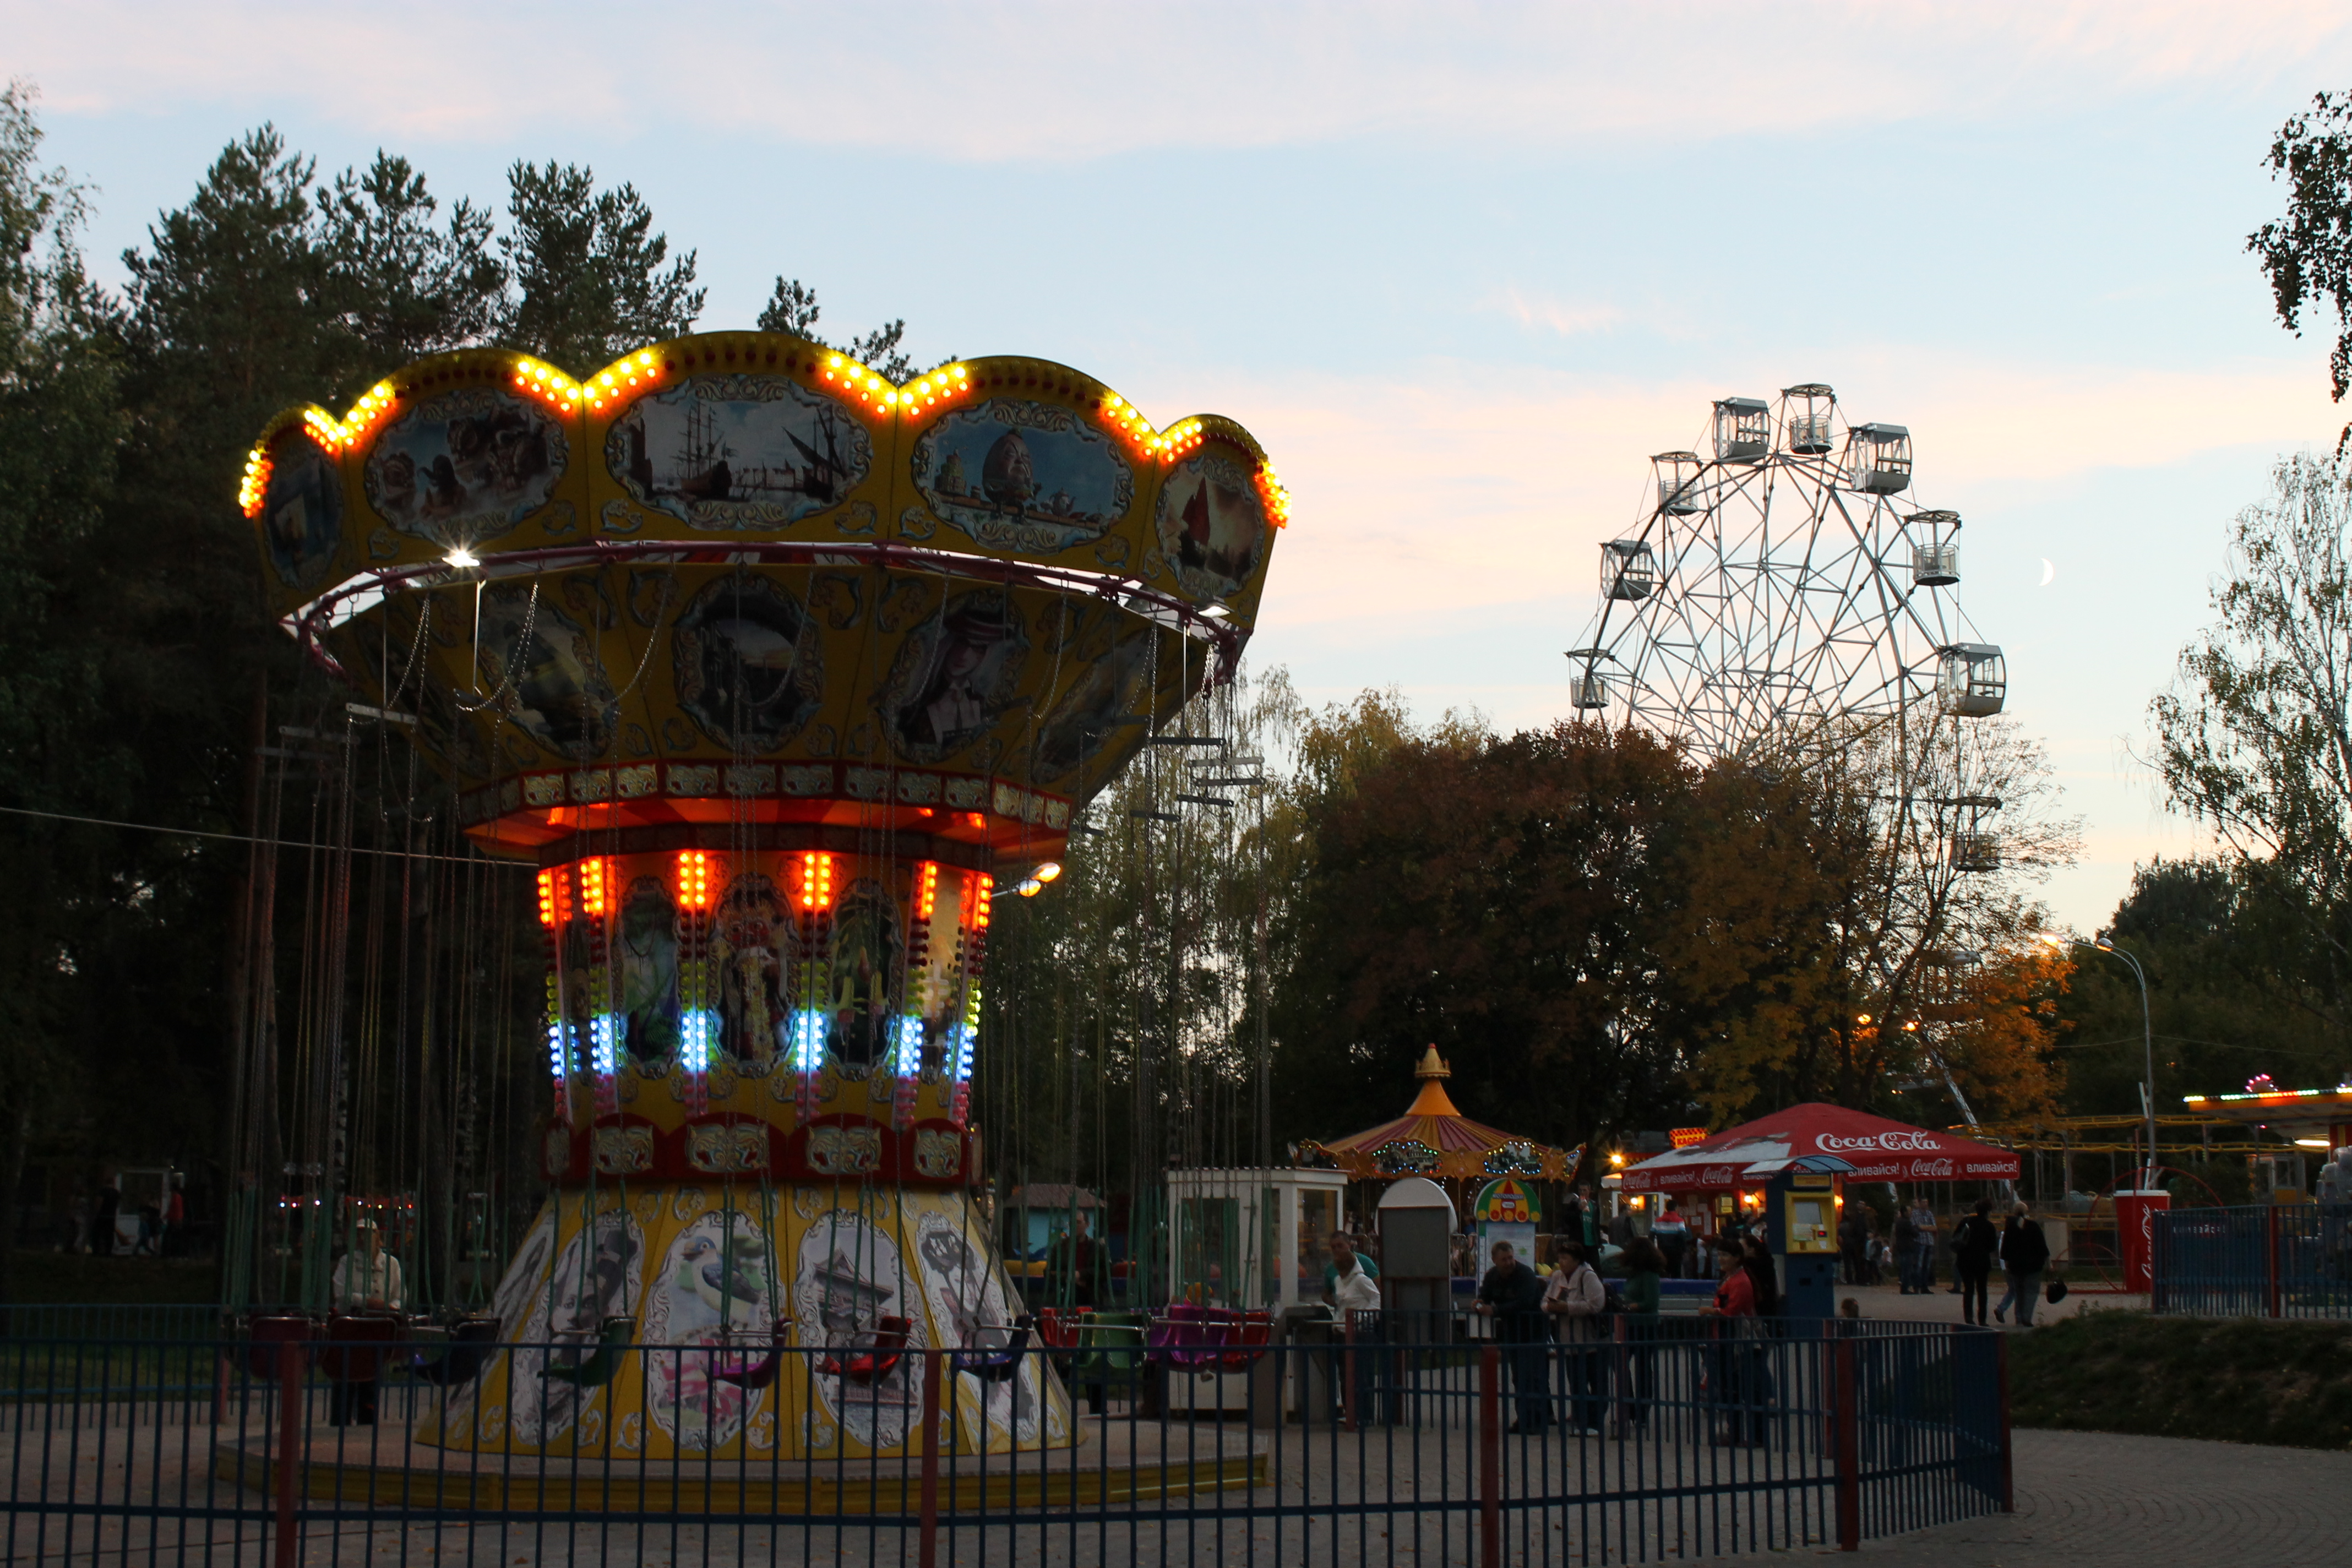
xmin=1616 ymin=1237 xmax=1663 ymax=1433
xmin=1477 ymin=1240 xmax=1551 ymax=1433
xmin=1542 ymin=1238 xmax=1608 ymax=1434
xmin=1837 ymin=1203 xmax=1869 ymax=1286
xmin=328 ymin=1220 xmax=405 ymax=1426
xmin=1652 ymin=1200 xmax=1689 ymax=1278
xmin=1891 ymin=1202 xmax=1917 ymax=1293
xmin=1327 ymin=1235 xmax=1383 ymax=1424
xmin=1702 ymin=1238 xmax=1758 ymax=1444
xmin=1951 ymin=1198 xmax=2000 ymax=1327
xmin=1994 ymin=1203 xmax=2050 ymax=1327
xmin=1908 ymin=1197 xmax=1940 ymax=1295
xmin=91 ymin=1175 xmax=121 ymax=1258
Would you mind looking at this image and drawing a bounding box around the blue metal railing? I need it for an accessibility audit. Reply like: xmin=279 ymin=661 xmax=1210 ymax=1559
xmin=2152 ymin=1204 xmax=2352 ymax=1319
xmin=1 ymin=1316 xmax=2007 ymax=1565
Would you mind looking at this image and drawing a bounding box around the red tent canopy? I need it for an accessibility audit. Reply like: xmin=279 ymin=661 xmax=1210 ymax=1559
xmin=1621 ymin=1103 xmax=2019 ymax=1193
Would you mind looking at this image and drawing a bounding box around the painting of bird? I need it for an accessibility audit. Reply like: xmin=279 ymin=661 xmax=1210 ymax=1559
xmin=672 ymin=1231 xmax=769 ymax=1333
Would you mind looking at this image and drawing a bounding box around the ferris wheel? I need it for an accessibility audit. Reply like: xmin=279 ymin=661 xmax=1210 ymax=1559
xmin=1565 ymin=383 xmax=2005 ymax=764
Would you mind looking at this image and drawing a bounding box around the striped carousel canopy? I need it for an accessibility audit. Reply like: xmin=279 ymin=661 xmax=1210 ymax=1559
xmin=1298 ymin=1048 xmax=1583 ymax=1183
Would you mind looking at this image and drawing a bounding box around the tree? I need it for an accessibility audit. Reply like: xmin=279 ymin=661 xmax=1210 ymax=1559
xmin=2152 ymin=453 xmax=2352 ymax=1021
xmin=497 ymin=161 xmax=702 ymax=371
xmin=318 ymin=153 xmax=504 ymax=373
xmin=2250 ymin=91 xmax=2352 ymax=447
xmin=757 ymin=275 xmax=935 ymax=382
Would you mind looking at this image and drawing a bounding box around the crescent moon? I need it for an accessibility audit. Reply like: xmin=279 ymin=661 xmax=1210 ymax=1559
xmin=2039 ymin=558 xmax=2055 ymax=587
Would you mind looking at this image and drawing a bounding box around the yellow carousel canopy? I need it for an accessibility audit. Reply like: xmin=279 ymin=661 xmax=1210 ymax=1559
xmin=1298 ymin=1048 xmax=1583 ymax=1183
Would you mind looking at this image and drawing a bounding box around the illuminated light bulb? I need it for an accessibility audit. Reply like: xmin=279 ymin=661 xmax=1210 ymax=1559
xmin=445 ymin=548 xmax=479 ymax=569
xmin=1017 ymin=878 xmax=1042 ymax=897
xmin=1035 ymin=861 xmax=1063 ymax=883
xmin=828 ymin=355 xmax=843 ymax=367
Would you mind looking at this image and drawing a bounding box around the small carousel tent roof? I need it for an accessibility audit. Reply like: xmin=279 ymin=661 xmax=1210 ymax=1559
xmin=1299 ymin=1049 xmax=1583 ymax=1183
xmin=1621 ymin=1103 xmax=2019 ymax=1193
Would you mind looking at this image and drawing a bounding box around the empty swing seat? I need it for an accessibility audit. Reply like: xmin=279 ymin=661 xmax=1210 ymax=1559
xmin=543 ymin=1315 xmax=635 ymax=1388
xmin=318 ymin=1314 xmax=402 ymax=1384
xmin=411 ymin=1316 xmax=502 ymax=1387
xmin=950 ymin=1315 xmax=1034 ymax=1383
xmin=243 ymin=1314 xmax=314 ymax=1380
xmin=821 ymin=1315 xmax=913 ymax=1386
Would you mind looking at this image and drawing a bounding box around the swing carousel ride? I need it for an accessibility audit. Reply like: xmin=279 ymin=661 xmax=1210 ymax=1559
xmin=235 ymin=330 xmax=1286 ymax=1464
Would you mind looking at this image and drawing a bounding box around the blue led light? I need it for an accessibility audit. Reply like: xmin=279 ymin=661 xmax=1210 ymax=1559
xmin=679 ymin=1010 xmax=716 ymax=1073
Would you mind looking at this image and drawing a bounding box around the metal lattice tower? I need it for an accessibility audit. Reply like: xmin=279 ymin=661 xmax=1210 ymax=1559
xmin=1566 ymin=383 xmax=2004 ymax=761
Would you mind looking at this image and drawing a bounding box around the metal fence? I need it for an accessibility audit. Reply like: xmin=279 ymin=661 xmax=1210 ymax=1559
xmin=3 ymin=1317 xmax=2006 ymax=1566
xmin=2152 ymin=1203 xmax=2352 ymax=1320
xmin=0 ymin=1304 xmax=228 ymax=1343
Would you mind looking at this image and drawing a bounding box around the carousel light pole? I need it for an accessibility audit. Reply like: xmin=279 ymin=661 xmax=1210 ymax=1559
xmin=2045 ymin=932 xmax=2158 ymax=1188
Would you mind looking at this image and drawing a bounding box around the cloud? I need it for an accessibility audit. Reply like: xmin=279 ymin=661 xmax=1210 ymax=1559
xmin=1130 ymin=347 xmax=2339 ymax=638
xmin=1495 ymin=290 xmax=1624 ymax=339
xmin=13 ymin=1 xmax=2352 ymax=159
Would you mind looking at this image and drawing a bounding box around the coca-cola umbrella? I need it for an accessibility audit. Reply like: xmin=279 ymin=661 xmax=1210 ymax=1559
xmin=1621 ymin=1103 xmax=2019 ymax=1194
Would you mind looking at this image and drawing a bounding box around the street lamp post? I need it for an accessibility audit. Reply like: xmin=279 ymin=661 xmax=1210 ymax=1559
xmin=2044 ymin=932 xmax=2159 ymax=1189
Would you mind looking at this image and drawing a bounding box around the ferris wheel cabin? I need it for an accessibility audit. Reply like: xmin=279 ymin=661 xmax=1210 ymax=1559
xmin=1714 ymin=397 xmax=1771 ymax=462
xmin=1937 ymin=643 xmax=2007 ymax=717
xmin=1602 ymin=538 xmax=1658 ymax=600
xmin=1844 ymin=423 xmax=1913 ymax=494
xmin=1782 ymin=384 xmax=1837 ymax=455
xmin=1910 ymin=510 xmax=1961 ymax=586
xmin=1653 ymin=451 xmax=1705 ymax=516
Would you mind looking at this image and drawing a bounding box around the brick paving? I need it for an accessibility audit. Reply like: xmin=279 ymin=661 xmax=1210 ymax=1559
xmin=1696 ymin=1427 xmax=2352 ymax=1567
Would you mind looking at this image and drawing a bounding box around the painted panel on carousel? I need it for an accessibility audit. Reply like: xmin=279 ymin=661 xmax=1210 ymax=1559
xmin=913 ymin=1207 xmax=1055 ymax=1446
xmin=504 ymin=1207 xmax=644 ymax=1450
xmin=1026 ymin=622 xmax=1159 ymax=787
xmin=363 ymin=385 xmax=568 ymax=549
xmin=715 ymin=874 xmax=791 ymax=1072
xmin=672 ymin=571 xmax=825 ymax=750
xmin=825 ymin=878 xmax=902 ymax=1080
xmin=616 ymin=874 xmax=682 ymax=1073
xmin=258 ymin=426 xmax=346 ymax=602
xmin=909 ymin=399 xmax=1134 ymax=554
xmin=1155 ymin=450 xmax=1270 ymax=605
xmin=428 ymin=1207 xmax=558 ymax=1442
xmin=874 ymin=587 xmax=1030 ymax=766
xmin=475 ymin=587 xmax=620 ymax=761
xmin=606 ymin=374 xmax=872 ymax=531
xmin=644 ymin=1210 xmax=783 ymax=1450
xmin=793 ymin=1211 xmax=927 ymax=1453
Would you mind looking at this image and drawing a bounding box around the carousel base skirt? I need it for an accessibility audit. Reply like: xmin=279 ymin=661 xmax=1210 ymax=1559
xmin=210 ymin=1420 xmax=1267 ymax=1515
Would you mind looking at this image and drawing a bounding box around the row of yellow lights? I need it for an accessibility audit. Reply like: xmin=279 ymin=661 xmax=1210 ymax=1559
xmin=241 ymin=354 xmax=1291 ymax=527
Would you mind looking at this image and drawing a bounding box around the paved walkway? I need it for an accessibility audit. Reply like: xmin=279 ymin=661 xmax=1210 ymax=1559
xmin=1834 ymin=1278 xmax=2145 ymax=1328
xmin=1697 ymin=1427 xmax=2352 ymax=1567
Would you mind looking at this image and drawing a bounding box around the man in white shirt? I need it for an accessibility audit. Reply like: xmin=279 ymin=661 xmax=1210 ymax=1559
xmin=1326 ymin=1235 xmax=1383 ymax=1424
xmin=327 ymin=1221 xmax=404 ymax=1426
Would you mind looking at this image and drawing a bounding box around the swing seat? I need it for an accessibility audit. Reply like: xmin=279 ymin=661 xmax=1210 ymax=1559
xmin=411 ymin=1316 xmax=502 ymax=1387
xmin=710 ymin=1320 xmax=791 ymax=1390
xmin=1070 ymin=1311 xmax=1150 ymax=1380
xmin=318 ymin=1313 xmax=403 ymax=1382
xmin=543 ymin=1315 xmax=635 ymax=1387
xmin=242 ymin=1314 xmax=314 ymax=1380
xmin=1217 ymin=1311 xmax=1275 ymax=1371
xmin=820 ymin=1315 xmax=913 ymax=1386
xmin=949 ymin=1315 xmax=1033 ymax=1382
xmin=1034 ymin=1307 xmax=1080 ymax=1354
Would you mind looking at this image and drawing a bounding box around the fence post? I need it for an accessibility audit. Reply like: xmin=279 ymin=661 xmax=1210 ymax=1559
xmin=2264 ymin=1204 xmax=2282 ymax=1320
xmin=213 ymin=1349 xmax=230 ymax=1428
xmin=1479 ymin=1344 xmax=1501 ymax=1568
xmin=1833 ymin=1336 xmax=1860 ymax=1550
xmin=274 ymin=1336 xmax=302 ymax=1568
xmin=1995 ymin=1332 xmax=2013 ymax=1514
xmin=1342 ymin=1311 xmax=1358 ymax=1434
xmin=918 ymin=1349 xmax=942 ymax=1568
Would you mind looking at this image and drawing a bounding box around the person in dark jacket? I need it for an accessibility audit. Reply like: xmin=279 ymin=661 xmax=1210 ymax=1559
xmin=1475 ymin=1239 xmax=1550 ymax=1432
xmin=1950 ymin=1198 xmax=2001 ymax=1326
xmin=1994 ymin=1203 xmax=2051 ymax=1326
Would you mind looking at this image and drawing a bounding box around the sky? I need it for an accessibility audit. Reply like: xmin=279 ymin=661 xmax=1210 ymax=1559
xmin=12 ymin=0 xmax=2352 ymax=933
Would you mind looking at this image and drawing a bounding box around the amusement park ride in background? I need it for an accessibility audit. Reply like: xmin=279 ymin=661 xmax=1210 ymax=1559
xmin=1564 ymin=384 xmax=2011 ymax=1121
xmin=231 ymin=331 xmax=1286 ymax=1463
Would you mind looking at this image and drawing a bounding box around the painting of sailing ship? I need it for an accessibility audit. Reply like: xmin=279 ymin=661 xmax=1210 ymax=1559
xmin=606 ymin=375 xmax=872 ymax=529
xmin=910 ymin=398 xmax=1133 ymax=553
xmin=1153 ymin=452 xmax=1268 ymax=602
xmin=364 ymin=386 xmax=565 ymax=545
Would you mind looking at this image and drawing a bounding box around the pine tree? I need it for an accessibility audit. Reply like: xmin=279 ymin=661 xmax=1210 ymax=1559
xmin=497 ymin=161 xmax=702 ymax=371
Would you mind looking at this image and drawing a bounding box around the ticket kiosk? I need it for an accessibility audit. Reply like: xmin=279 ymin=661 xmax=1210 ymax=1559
xmin=1758 ymin=1154 xmax=1855 ymax=1319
